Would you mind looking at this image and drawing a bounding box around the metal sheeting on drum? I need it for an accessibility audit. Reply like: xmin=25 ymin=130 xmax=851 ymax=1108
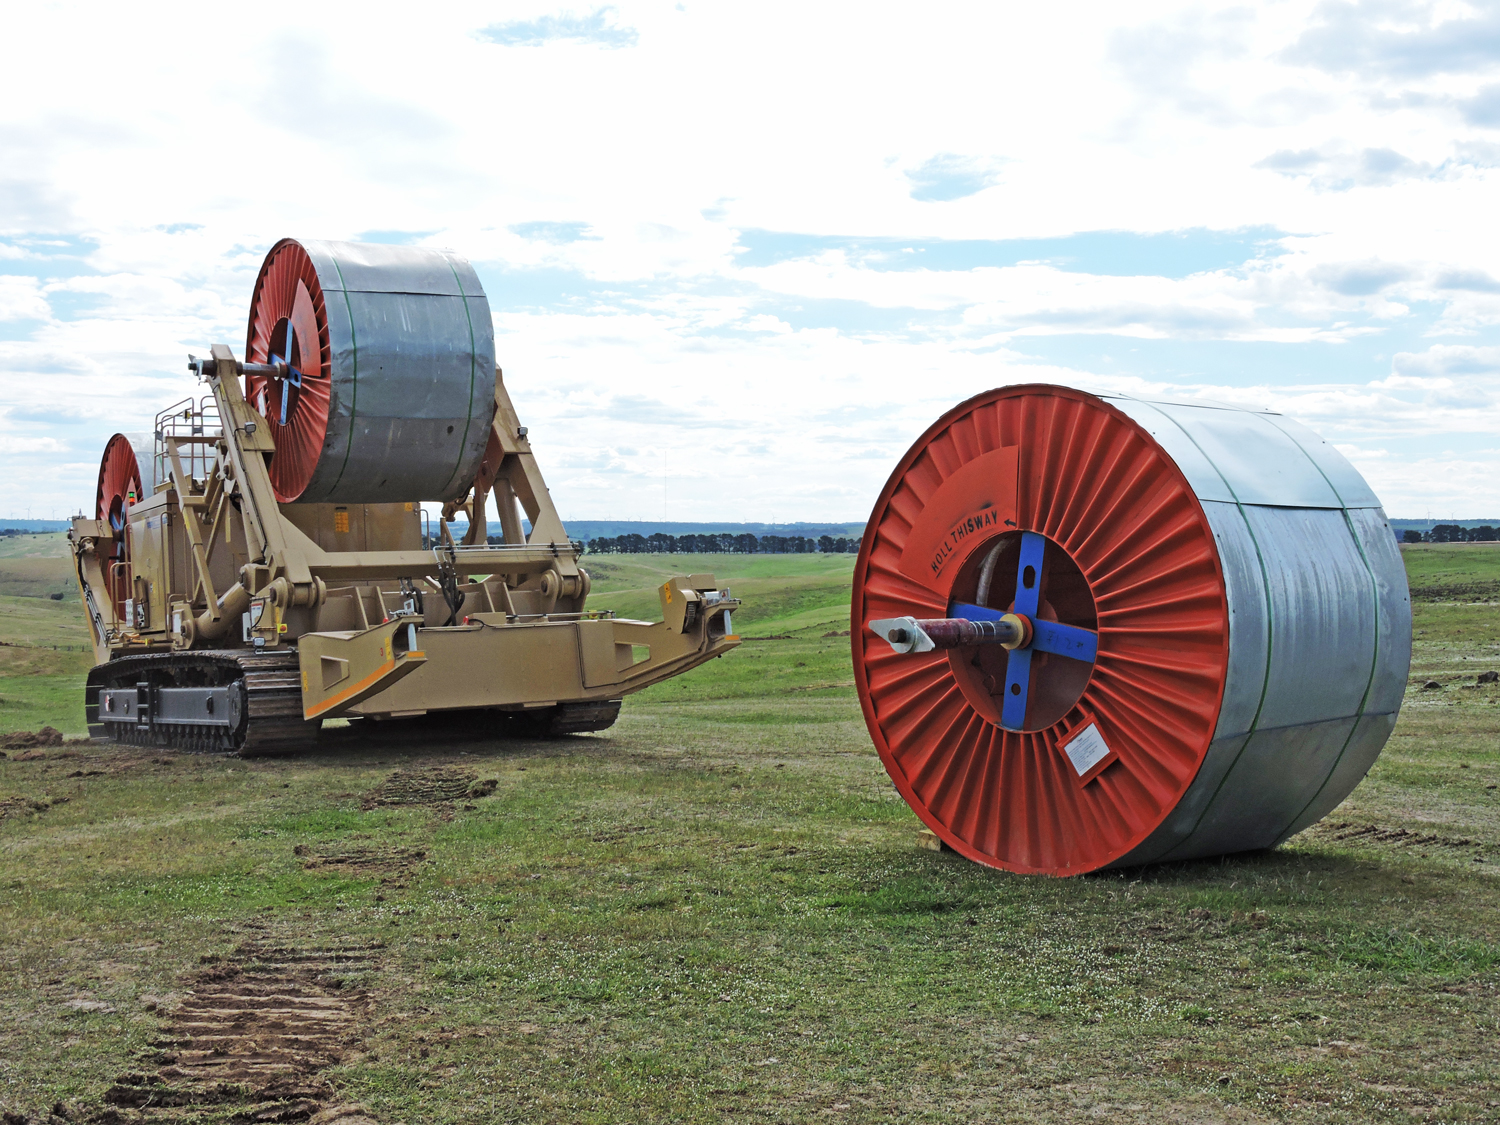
xmin=277 ymin=239 xmax=495 ymax=505
xmin=1101 ymin=395 xmax=1411 ymax=867
xmin=121 ymin=432 xmax=160 ymax=497
xmin=96 ymin=432 xmax=158 ymax=521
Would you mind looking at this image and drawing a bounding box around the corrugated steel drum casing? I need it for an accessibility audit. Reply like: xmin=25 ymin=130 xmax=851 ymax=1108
xmin=244 ymin=238 xmax=497 ymax=504
xmin=851 ymin=385 xmax=1412 ymax=876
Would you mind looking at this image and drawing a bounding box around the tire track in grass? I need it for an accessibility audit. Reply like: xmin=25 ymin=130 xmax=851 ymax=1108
xmin=97 ymin=942 xmax=381 ymax=1123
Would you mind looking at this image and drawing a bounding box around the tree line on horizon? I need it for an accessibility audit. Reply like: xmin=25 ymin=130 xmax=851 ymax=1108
xmin=577 ymin=532 xmax=864 ymax=554
xmin=1402 ymin=524 xmax=1498 ymax=543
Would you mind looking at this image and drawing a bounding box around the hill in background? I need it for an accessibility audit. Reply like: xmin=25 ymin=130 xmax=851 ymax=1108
xmin=1390 ymin=518 xmax=1500 ymax=534
xmin=439 ymin=519 xmax=866 ymax=547
xmin=542 ymin=520 xmax=865 ymax=541
xmin=12 ymin=516 xmax=1499 ymax=542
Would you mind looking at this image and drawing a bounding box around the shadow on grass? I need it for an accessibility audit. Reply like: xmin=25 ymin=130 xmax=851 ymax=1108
xmin=305 ymin=717 xmax=608 ymax=762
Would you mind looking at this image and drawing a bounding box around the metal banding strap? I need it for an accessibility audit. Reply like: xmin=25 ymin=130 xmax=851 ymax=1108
xmin=440 ymin=256 xmax=480 ymax=498
xmin=1122 ymin=394 xmax=1274 ymax=855
xmin=1258 ymin=413 xmax=1384 ymax=841
xmin=324 ymin=255 xmax=360 ymax=499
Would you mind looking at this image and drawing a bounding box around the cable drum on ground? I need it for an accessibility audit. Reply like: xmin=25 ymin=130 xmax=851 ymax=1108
xmin=852 ymin=384 xmax=1412 ymax=876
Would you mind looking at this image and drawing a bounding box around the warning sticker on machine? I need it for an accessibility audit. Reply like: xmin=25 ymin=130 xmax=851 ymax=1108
xmin=1062 ymin=722 xmax=1111 ymax=778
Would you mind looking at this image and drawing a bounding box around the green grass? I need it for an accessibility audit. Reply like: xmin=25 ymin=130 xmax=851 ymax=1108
xmin=0 ymin=674 xmax=88 ymax=736
xmin=0 ymin=532 xmax=70 ymax=560
xmin=0 ymin=595 xmax=93 ymax=734
xmin=0 ymin=532 xmax=74 ymax=600
xmin=582 ymin=552 xmax=855 ymax=633
xmin=1401 ymin=541 xmax=1500 ymax=600
xmin=0 ymin=550 xmax=1497 ymax=1121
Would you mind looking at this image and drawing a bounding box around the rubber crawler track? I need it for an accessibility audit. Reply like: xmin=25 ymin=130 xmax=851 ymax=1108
xmin=85 ymin=649 xmax=318 ymax=757
xmin=84 ymin=650 xmax=621 ymax=755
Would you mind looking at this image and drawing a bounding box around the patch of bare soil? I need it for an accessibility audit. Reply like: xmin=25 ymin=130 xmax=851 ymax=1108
xmin=97 ymin=753 xmax=182 ymax=776
xmin=294 ymin=845 xmax=426 ymax=887
xmin=1409 ymin=580 xmax=1500 ymax=601
xmin=0 ymin=794 xmax=67 ymax=820
xmin=360 ymin=768 xmax=494 ymax=810
xmin=89 ymin=942 xmax=382 ymax=1123
xmin=0 ymin=727 xmax=64 ymax=751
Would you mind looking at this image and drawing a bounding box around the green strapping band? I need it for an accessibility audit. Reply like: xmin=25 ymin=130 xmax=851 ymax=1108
xmin=441 ymin=257 xmax=479 ymax=499
xmin=1263 ymin=417 xmax=1383 ymax=841
xmin=325 ymin=255 xmax=359 ymax=499
xmin=1130 ymin=400 xmax=1275 ymax=859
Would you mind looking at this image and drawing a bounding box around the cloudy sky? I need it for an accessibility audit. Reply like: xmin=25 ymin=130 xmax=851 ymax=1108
xmin=2 ymin=0 xmax=1498 ymax=524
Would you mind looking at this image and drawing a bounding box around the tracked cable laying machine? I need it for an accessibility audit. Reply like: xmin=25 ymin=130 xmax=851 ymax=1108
xmin=71 ymin=238 xmax=741 ymax=754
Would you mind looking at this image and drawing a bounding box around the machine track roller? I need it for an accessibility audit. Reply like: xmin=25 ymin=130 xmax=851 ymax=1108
xmin=541 ymin=699 xmax=623 ymax=735
xmin=86 ymin=650 xmax=319 ymax=756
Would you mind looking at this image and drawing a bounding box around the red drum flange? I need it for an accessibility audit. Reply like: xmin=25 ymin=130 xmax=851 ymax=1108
xmin=851 ymin=385 xmax=1230 ymax=875
xmin=95 ymin=433 xmax=145 ymax=620
xmin=245 ymin=239 xmax=332 ymax=503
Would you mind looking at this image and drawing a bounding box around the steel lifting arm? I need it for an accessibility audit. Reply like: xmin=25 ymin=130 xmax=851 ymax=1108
xmin=448 ymin=370 xmax=586 ymax=593
xmin=163 ymin=436 xmax=221 ymax=615
xmin=69 ymin=520 xmax=117 ymax=663
xmin=488 ymin=370 xmax=574 ymax=552
xmin=205 ymin=344 xmax=317 ymax=592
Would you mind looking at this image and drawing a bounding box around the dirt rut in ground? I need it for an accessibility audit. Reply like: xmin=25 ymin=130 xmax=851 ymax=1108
xmin=361 ymin=767 xmax=485 ymax=809
xmin=1312 ymin=819 xmax=1491 ymax=855
xmin=99 ymin=942 xmax=380 ymax=1123
xmin=295 ymin=845 xmax=426 ymax=888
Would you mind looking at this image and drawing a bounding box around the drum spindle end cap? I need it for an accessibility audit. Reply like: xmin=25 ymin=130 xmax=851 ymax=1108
xmin=870 ymin=616 xmax=934 ymax=654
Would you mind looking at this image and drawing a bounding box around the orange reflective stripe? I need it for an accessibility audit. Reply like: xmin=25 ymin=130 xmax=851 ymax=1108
xmin=305 ymin=657 xmax=405 ymax=719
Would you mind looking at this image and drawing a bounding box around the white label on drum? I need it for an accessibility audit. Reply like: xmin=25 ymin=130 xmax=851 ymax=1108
xmin=1063 ymin=723 xmax=1110 ymax=777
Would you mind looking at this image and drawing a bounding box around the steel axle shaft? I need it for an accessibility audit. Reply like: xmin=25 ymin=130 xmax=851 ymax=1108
xmin=870 ymin=613 xmax=1031 ymax=654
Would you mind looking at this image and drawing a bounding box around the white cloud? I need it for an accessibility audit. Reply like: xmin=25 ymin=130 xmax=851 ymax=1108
xmin=476 ymin=7 xmax=638 ymax=48
xmin=1255 ymin=145 xmax=1442 ymax=190
xmin=906 ymin=155 xmax=1006 ymax=202
xmin=1343 ymin=451 xmax=1500 ymax=519
xmin=0 ymin=435 xmax=67 ymax=453
xmin=1392 ymin=343 xmax=1500 ymax=376
xmin=0 ymin=275 xmax=49 ymax=321
xmin=0 ymin=1 xmax=1497 ymax=520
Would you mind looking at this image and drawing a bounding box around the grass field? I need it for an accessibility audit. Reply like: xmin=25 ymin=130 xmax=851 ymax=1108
xmin=0 ymin=533 xmax=75 ymax=601
xmin=0 ymin=547 xmax=1497 ymax=1122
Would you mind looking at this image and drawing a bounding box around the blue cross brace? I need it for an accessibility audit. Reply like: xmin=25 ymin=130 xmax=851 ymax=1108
xmin=951 ymin=531 xmax=1099 ymax=731
xmin=269 ymin=353 xmax=304 ymax=426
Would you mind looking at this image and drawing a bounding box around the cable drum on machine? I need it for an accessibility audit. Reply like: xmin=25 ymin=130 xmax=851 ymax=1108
xmin=243 ymin=238 xmax=497 ymax=504
xmin=96 ymin=432 xmax=158 ymax=524
xmin=852 ymin=384 xmax=1412 ymax=876
xmin=94 ymin=432 xmax=158 ymax=620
